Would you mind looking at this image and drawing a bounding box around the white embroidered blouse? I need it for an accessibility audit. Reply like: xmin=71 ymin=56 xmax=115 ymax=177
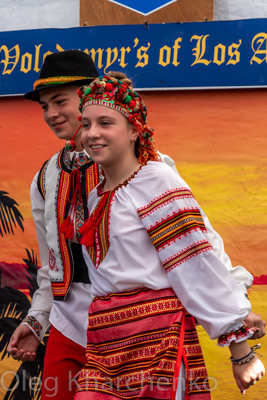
xmin=82 ymin=161 xmax=252 ymax=345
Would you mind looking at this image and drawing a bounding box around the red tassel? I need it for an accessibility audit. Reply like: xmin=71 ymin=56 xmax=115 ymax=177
xmin=80 ymin=192 xmax=111 ymax=246
xmin=79 ymin=218 xmax=95 ymax=236
xmin=65 ymin=222 xmax=74 ymax=240
xmin=60 ymin=216 xmax=71 ymax=235
xmin=80 ymin=229 xmax=95 ymax=247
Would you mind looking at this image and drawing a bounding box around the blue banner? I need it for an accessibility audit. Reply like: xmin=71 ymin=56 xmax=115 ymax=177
xmin=1 ymin=19 xmax=267 ymax=96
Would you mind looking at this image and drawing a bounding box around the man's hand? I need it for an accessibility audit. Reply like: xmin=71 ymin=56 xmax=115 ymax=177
xmin=7 ymin=324 xmax=40 ymax=362
xmin=244 ymin=311 xmax=266 ymax=339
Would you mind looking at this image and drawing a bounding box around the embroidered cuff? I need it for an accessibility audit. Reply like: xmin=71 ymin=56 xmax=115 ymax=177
xmin=217 ymin=325 xmax=254 ymax=347
xmin=21 ymin=315 xmax=43 ymax=341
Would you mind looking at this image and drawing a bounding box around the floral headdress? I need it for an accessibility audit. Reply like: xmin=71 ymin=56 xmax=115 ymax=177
xmin=78 ymin=75 xmax=158 ymax=164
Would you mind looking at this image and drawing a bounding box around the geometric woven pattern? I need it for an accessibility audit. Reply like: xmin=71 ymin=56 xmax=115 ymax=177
xmin=22 ymin=315 xmax=42 ymax=339
xmin=75 ymin=287 xmax=211 ymax=399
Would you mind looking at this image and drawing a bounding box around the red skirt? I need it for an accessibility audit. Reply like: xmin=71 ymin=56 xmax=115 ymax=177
xmin=74 ymin=287 xmax=211 ymax=400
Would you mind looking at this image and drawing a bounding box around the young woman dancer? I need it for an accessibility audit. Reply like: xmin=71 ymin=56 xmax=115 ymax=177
xmin=74 ymin=74 xmax=265 ymax=399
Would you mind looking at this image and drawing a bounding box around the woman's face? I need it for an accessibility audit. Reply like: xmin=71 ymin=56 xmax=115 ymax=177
xmin=39 ymin=85 xmax=81 ymax=141
xmin=81 ymin=105 xmax=138 ymax=169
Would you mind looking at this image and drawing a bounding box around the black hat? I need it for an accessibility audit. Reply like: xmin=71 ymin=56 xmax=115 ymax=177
xmin=24 ymin=50 xmax=99 ymax=101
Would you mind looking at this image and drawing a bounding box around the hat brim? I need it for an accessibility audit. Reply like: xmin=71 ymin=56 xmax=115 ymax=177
xmin=24 ymin=78 xmax=95 ymax=102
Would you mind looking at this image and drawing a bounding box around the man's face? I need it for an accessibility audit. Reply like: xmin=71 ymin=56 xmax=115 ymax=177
xmin=39 ymin=85 xmax=81 ymax=141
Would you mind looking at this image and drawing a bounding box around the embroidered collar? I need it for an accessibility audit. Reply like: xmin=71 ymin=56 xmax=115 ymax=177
xmin=97 ymin=164 xmax=145 ymax=196
xmin=64 ymin=150 xmax=92 ymax=170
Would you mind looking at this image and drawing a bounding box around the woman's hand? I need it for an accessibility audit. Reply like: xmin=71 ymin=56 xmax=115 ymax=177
xmin=233 ymin=356 xmax=265 ymax=395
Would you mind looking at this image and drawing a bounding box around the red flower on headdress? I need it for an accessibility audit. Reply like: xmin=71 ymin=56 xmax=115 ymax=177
xmin=128 ymin=113 xmax=140 ymax=123
xmin=129 ymin=100 xmax=136 ymax=109
xmin=144 ymin=125 xmax=154 ymax=137
xmin=133 ymin=98 xmax=142 ymax=113
xmin=105 ymin=82 xmax=113 ymax=91
xmin=77 ymin=87 xmax=83 ymax=98
xmin=116 ymin=84 xmax=128 ymax=102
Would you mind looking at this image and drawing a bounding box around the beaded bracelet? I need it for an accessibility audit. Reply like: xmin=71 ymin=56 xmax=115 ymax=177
xmin=230 ymin=343 xmax=261 ymax=365
xmin=230 ymin=352 xmax=255 ymax=365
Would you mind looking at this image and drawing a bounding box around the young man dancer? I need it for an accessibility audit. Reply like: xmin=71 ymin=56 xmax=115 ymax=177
xmin=8 ymin=50 xmax=100 ymax=399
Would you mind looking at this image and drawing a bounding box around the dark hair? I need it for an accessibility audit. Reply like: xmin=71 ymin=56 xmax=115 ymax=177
xmin=108 ymin=71 xmax=133 ymax=88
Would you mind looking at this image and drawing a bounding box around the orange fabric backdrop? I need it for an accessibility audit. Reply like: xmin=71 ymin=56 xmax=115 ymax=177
xmin=0 ymin=89 xmax=266 ymax=398
xmin=1 ymin=90 xmax=267 ymax=276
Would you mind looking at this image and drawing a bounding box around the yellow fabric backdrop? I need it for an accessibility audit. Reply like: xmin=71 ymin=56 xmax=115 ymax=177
xmin=0 ymin=89 xmax=266 ymax=398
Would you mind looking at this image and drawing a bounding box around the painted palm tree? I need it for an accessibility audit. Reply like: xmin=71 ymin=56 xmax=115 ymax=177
xmin=0 ymin=191 xmax=46 ymax=399
xmin=0 ymin=191 xmax=24 ymax=237
xmin=0 ymin=249 xmax=48 ymax=400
